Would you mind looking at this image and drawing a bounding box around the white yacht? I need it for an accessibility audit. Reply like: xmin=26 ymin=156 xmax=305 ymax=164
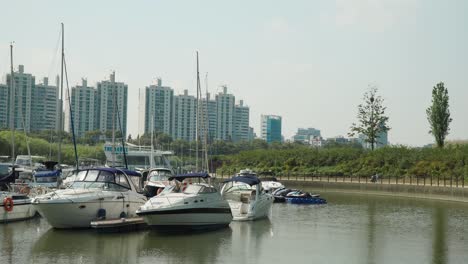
xmin=137 ymin=173 xmax=232 ymax=230
xmin=221 ymin=175 xmax=273 ymax=221
xmin=1 ymin=191 xmax=37 ymax=223
xmin=32 ymin=167 xmax=147 ymax=229
xmin=237 ymin=169 xmax=284 ymax=192
xmin=104 ymin=142 xmax=173 ymax=171
xmin=143 ymin=167 xmax=173 ymax=197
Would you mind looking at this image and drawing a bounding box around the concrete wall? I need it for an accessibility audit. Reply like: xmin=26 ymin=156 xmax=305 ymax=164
xmin=281 ymin=180 xmax=468 ymax=203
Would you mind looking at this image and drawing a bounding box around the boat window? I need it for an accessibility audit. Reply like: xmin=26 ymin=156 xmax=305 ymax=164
xmin=127 ymin=175 xmax=142 ymax=192
xmin=148 ymin=170 xmax=171 ymax=181
xmin=199 ymin=186 xmax=217 ymax=193
xmin=183 ymin=184 xmax=203 ymax=194
xmin=115 ymin=173 xmax=131 ymax=189
xmin=97 ymin=171 xmax=115 ymax=183
xmin=0 ymin=164 xmax=9 ymax=176
xmin=36 ymin=176 xmax=57 ymax=183
xmin=84 ymin=170 xmax=100 ymax=182
xmin=76 ymin=170 xmax=88 ymax=181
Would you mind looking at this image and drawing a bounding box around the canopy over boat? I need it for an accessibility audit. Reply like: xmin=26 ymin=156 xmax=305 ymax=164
xmin=35 ymin=170 xmax=60 ymax=177
xmin=95 ymin=167 xmax=142 ymax=177
xmin=259 ymin=177 xmax=278 ymax=182
xmin=169 ymin=172 xmax=210 ymax=181
xmin=223 ymin=175 xmax=261 ymax=186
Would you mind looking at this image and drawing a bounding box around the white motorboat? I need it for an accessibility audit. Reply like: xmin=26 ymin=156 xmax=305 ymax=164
xmin=137 ymin=173 xmax=232 ymax=230
xmin=1 ymin=191 xmax=37 ymax=223
xmin=237 ymin=169 xmax=284 ymax=193
xmin=143 ymin=167 xmax=173 ymax=197
xmin=32 ymin=167 xmax=147 ymax=229
xmin=221 ymin=175 xmax=274 ymax=221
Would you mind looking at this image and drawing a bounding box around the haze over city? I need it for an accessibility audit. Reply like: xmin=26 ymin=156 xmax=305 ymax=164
xmin=1 ymin=0 xmax=467 ymax=146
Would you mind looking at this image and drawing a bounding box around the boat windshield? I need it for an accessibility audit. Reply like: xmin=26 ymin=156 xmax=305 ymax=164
xmin=70 ymin=169 xmax=131 ymax=192
xmin=183 ymin=184 xmax=203 ymax=194
xmin=148 ymin=170 xmax=172 ymax=182
xmin=0 ymin=164 xmax=10 ymax=176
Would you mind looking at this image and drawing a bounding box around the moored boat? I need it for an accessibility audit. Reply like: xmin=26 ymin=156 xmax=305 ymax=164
xmin=221 ymin=175 xmax=274 ymax=221
xmin=136 ymin=173 xmax=232 ymax=230
xmin=32 ymin=167 xmax=147 ymax=229
xmin=1 ymin=191 xmax=37 ymax=223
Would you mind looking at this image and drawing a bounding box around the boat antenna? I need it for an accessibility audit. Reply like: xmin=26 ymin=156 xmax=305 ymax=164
xmin=115 ymin=99 xmax=128 ymax=169
xmin=9 ymin=42 xmax=15 ymax=165
xmin=150 ymin=115 xmax=154 ymax=168
xmin=58 ymin=23 xmax=64 ymax=166
xmin=112 ymin=71 xmax=116 ymax=167
xmin=63 ymin=55 xmax=79 ymax=171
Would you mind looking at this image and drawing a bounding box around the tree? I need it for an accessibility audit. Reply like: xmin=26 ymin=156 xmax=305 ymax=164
xmin=427 ymin=82 xmax=452 ymax=148
xmin=349 ymin=86 xmax=390 ymax=150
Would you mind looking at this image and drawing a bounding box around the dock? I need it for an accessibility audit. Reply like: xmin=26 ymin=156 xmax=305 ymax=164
xmin=90 ymin=217 xmax=148 ymax=233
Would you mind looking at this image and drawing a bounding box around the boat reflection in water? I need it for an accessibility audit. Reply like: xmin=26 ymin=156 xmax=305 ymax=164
xmin=139 ymin=228 xmax=232 ymax=264
xmin=31 ymin=229 xmax=145 ymax=264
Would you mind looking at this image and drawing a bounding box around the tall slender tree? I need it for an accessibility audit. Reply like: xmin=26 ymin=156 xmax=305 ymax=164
xmin=349 ymin=86 xmax=390 ymax=150
xmin=427 ymin=82 xmax=452 ymax=148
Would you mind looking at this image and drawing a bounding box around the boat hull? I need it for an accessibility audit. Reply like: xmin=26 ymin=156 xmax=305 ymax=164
xmin=138 ymin=207 xmax=232 ymax=229
xmin=33 ymin=200 xmax=144 ymax=229
xmin=228 ymin=196 xmax=273 ymax=221
xmin=1 ymin=201 xmax=37 ymax=223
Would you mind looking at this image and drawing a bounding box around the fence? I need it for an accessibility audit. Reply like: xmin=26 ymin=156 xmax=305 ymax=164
xmin=215 ymin=170 xmax=466 ymax=188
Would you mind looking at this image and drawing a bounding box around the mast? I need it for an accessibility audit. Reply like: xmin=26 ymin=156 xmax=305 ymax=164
xmin=150 ymin=115 xmax=154 ymax=168
xmin=9 ymin=43 xmax=15 ymax=164
xmin=58 ymin=23 xmax=64 ymax=165
xmin=195 ymin=52 xmax=200 ymax=172
xmin=112 ymin=71 xmax=116 ymax=167
xmin=203 ymin=73 xmax=209 ymax=172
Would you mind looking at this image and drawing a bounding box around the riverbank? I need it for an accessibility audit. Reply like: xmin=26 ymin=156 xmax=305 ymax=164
xmin=280 ymin=179 xmax=468 ymax=203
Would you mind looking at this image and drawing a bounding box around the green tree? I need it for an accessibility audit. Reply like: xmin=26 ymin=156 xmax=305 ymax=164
xmin=427 ymin=82 xmax=452 ymax=148
xmin=349 ymin=87 xmax=390 ymax=150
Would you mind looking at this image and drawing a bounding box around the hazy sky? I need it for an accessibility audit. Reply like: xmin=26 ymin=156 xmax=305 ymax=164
xmin=1 ymin=0 xmax=467 ymax=146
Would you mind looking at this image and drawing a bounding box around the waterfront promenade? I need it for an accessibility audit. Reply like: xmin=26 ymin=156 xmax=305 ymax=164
xmin=215 ymin=172 xmax=468 ymax=203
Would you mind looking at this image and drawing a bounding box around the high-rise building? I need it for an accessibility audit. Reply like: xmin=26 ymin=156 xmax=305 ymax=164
xmin=144 ymin=78 xmax=174 ymax=135
xmin=6 ymin=65 xmax=35 ymax=132
xmin=200 ymin=92 xmax=217 ymax=143
xmin=261 ymin=115 xmax=282 ymax=143
xmin=215 ymin=86 xmax=235 ymax=141
xmin=32 ymin=77 xmax=59 ymax=131
xmin=233 ymin=100 xmax=250 ymax=142
xmin=0 ymin=84 xmax=8 ymax=129
xmin=248 ymin=127 xmax=256 ymax=141
xmin=70 ymin=79 xmax=98 ymax=138
xmin=293 ymin=128 xmax=321 ymax=143
xmin=97 ymin=72 xmax=128 ymax=138
xmin=173 ymin=90 xmax=196 ymax=141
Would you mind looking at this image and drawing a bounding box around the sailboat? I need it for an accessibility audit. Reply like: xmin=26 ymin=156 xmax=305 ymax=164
xmin=1 ymin=43 xmax=37 ymax=223
xmin=136 ymin=52 xmax=232 ymax=230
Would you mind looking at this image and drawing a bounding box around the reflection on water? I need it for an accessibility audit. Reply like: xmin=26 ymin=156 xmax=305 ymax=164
xmin=1 ymin=191 xmax=468 ymax=263
xmin=432 ymin=207 xmax=447 ymax=264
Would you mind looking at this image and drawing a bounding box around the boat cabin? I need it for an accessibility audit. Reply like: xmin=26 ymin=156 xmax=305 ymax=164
xmin=70 ymin=168 xmax=143 ymax=193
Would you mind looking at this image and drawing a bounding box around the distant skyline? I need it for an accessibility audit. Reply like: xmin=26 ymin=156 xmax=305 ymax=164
xmin=1 ymin=0 xmax=467 ymax=146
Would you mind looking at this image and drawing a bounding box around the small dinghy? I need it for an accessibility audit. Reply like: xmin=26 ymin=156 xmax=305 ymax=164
xmin=285 ymin=191 xmax=327 ymax=204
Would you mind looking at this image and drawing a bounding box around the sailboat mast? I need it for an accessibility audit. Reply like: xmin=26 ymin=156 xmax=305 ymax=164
xmin=151 ymin=115 xmax=154 ymax=168
xmin=9 ymin=43 xmax=15 ymax=164
xmin=112 ymin=72 xmax=116 ymax=167
xmin=58 ymin=23 xmax=64 ymax=165
xmin=204 ymin=73 xmax=209 ymax=173
xmin=195 ymin=52 xmax=200 ymax=172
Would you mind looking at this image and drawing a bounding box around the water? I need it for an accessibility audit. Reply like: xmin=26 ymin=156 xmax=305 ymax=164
xmin=2 ymin=190 xmax=468 ymax=264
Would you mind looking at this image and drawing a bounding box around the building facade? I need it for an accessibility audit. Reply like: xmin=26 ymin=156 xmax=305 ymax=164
xmin=70 ymin=79 xmax=98 ymax=138
xmin=261 ymin=115 xmax=282 ymax=143
xmin=1 ymin=65 xmax=59 ymax=133
xmin=0 ymin=84 xmax=8 ymax=129
xmin=96 ymin=72 xmax=128 ymax=138
xmin=144 ymin=78 xmax=174 ymax=135
xmin=215 ymin=86 xmax=235 ymax=141
xmin=233 ymin=100 xmax=250 ymax=142
xmin=173 ymin=90 xmax=196 ymax=141
xmin=293 ymin=128 xmax=321 ymax=143
xmin=32 ymin=77 xmax=59 ymax=131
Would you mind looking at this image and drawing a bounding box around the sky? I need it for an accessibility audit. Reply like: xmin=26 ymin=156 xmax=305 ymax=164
xmin=0 ymin=0 xmax=467 ymax=146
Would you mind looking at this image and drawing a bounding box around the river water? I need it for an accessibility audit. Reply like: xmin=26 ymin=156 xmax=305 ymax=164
xmin=1 ymin=189 xmax=468 ymax=264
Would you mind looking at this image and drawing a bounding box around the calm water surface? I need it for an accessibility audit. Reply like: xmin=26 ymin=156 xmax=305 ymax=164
xmin=1 ymin=190 xmax=468 ymax=264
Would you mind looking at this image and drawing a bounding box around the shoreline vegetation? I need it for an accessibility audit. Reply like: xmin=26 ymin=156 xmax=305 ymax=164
xmin=1 ymin=130 xmax=467 ymax=185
